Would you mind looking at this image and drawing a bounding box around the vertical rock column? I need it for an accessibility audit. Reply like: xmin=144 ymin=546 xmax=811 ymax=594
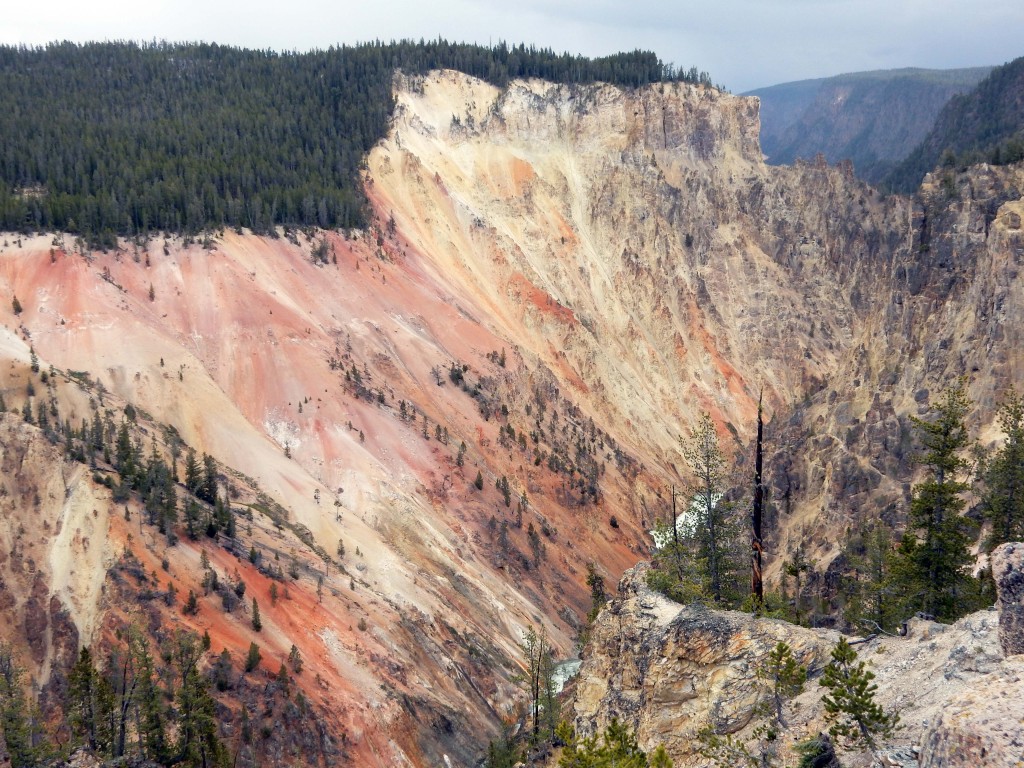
xmin=991 ymin=541 xmax=1024 ymax=656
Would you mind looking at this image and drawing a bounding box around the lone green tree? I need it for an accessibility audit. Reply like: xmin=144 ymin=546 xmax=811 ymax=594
xmin=251 ymin=598 xmax=262 ymax=631
xmin=245 ymin=642 xmax=262 ymax=673
xmin=891 ymin=386 xmax=976 ymax=621
xmin=758 ymin=642 xmax=807 ymax=735
xmin=682 ymin=412 xmax=743 ymax=604
xmin=820 ymin=637 xmax=897 ymax=751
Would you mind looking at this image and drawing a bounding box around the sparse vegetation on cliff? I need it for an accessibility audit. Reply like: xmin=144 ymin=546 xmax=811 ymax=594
xmin=557 ymin=720 xmax=674 ymax=767
xmin=647 ymin=413 xmax=746 ymax=609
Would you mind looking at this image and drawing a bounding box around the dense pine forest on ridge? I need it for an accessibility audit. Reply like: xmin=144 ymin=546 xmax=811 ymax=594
xmin=0 ymin=40 xmax=712 ymax=244
xmin=885 ymin=55 xmax=1024 ymax=192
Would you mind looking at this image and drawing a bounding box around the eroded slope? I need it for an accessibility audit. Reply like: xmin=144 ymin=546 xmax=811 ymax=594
xmin=1 ymin=70 xmax=1024 ymax=765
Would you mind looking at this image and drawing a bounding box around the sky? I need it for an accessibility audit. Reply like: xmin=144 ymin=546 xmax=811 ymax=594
xmin=3 ymin=0 xmax=1023 ymax=92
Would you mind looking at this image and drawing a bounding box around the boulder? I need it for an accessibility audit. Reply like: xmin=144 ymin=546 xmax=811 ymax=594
xmin=573 ymin=563 xmax=838 ymax=764
xmin=917 ymin=658 xmax=1024 ymax=768
xmin=991 ymin=541 xmax=1024 ymax=656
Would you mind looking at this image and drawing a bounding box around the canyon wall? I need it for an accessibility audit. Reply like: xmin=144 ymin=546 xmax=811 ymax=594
xmin=0 ymin=70 xmax=1022 ymax=763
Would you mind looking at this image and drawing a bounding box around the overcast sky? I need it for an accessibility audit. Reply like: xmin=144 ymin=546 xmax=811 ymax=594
xmin=3 ymin=0 xmax=1022 ymax=92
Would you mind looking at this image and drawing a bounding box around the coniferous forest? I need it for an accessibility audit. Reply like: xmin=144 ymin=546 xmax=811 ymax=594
xmin=0 ymin=41 xmax=711 ymax=245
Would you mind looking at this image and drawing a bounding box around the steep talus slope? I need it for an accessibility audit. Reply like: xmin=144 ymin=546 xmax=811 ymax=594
xmin=1 ymin=70 xmax=1024 ymax=765
xmin=0 ymin=230 xmax=618 ymax=766
xmin=371 ymin=71 xmax=932 ymax=582
xmin=371 ymin=72 xmax=908 ymax=485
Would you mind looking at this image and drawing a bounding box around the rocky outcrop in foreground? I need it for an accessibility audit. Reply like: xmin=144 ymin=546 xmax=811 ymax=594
xmin=574 ymin=562 xmax=1024 ymax=768
xmin=573 ymin=563 xmax=837 ymax=764
xmin=915 ymin=541 xmax=1024 ymax=768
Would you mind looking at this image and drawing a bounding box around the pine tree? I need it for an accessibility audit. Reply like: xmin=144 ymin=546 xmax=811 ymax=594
xmin=276 ymin=662 xmax=290 ymax=698
xmin=521 ymin=625 xmax=556 ymax=741
xmin=130 ymin=632 xmax=168 ymax=764
xmin=757 ymin=642 xmax=807 ymax=733
xmin=698 ymin=642 xmax=806 ymax=768
xmin=0 ymin=643 xmax=48 ymax=768
xmin=251 ymin=598 xmax=262 ymax=631
xmin=170 ymin=632 xmax=225 ymax=768
xmin=585 ymin=562 xmax=608 ymax=623
xmin=820 ymin=638 xmax=897 ymax=751
xmin=558 ymin=719 xmax=656 ymax=767
xmin=647 ymin=486 xmax=707 ymax=605
xmin=184 ymin=448 xmax=201 ymax=495
xmin=682 ymin=412 xmax=743 ymax=604
xmin=841 ymin=523 xmax=899 ymax=633
xmin=485 ymin=722 xmax=522 ymax=768
xmin=245 ymin=642 xmax=261 ymax=673
xmin=199 ymin=453 xmax=218 ymax=504
xmin=68 ymin=646 xmax=114 ymax=753
xmin=980 ymin=389 xmax=1024 ymax=550
xmin=104 ymin=643 xmax=137 ymax=759
xmin=213 ymin=649 xmax=233 ymax=692
xmin=115 ymin=420 xmax=135 ymax=477
xmin=288 ymin=644 xmax=303 ymax=673
xmin=891 ymin=386 xmax=976 ymax=621
xmin=783 ymin=541 xmax=815 ymax=625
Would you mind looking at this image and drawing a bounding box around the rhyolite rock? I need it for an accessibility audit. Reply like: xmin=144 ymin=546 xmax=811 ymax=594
xmin=573 ymin=563 xmax=838 ymax=765
xmin=991 ymin=541 xmax=1024 ymax=656
xmin=918 ymin=657 xmax=1024 ymax=768
xmin=574 ymin=564 xmax=1024 ymax=768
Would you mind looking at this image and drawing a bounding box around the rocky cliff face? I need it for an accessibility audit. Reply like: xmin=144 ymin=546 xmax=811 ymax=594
xmin=575 ymin=564 xmax=1023 ymax=768
xmin=0 ymin=70 xmax=1023 ymax=764
xmin=574 ymin=563 xmax=837 ymax=764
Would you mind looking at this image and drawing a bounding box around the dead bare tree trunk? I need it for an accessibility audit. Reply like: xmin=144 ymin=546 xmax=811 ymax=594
xmin=752 ymin=389 xmax=765 ymax=608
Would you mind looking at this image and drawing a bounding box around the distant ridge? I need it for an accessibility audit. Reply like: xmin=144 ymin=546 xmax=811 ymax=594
xmin=748 ymin=66 xmax=991 ymax=185
xmin=886 ymin=56 xmax=1024 ymax=192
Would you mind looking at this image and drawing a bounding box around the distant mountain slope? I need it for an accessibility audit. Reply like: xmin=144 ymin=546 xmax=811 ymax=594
xmin=748 ymin=67 xmax=991 ymax=184
xmin=886 ymin=56 xmax=1024 ymax=192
